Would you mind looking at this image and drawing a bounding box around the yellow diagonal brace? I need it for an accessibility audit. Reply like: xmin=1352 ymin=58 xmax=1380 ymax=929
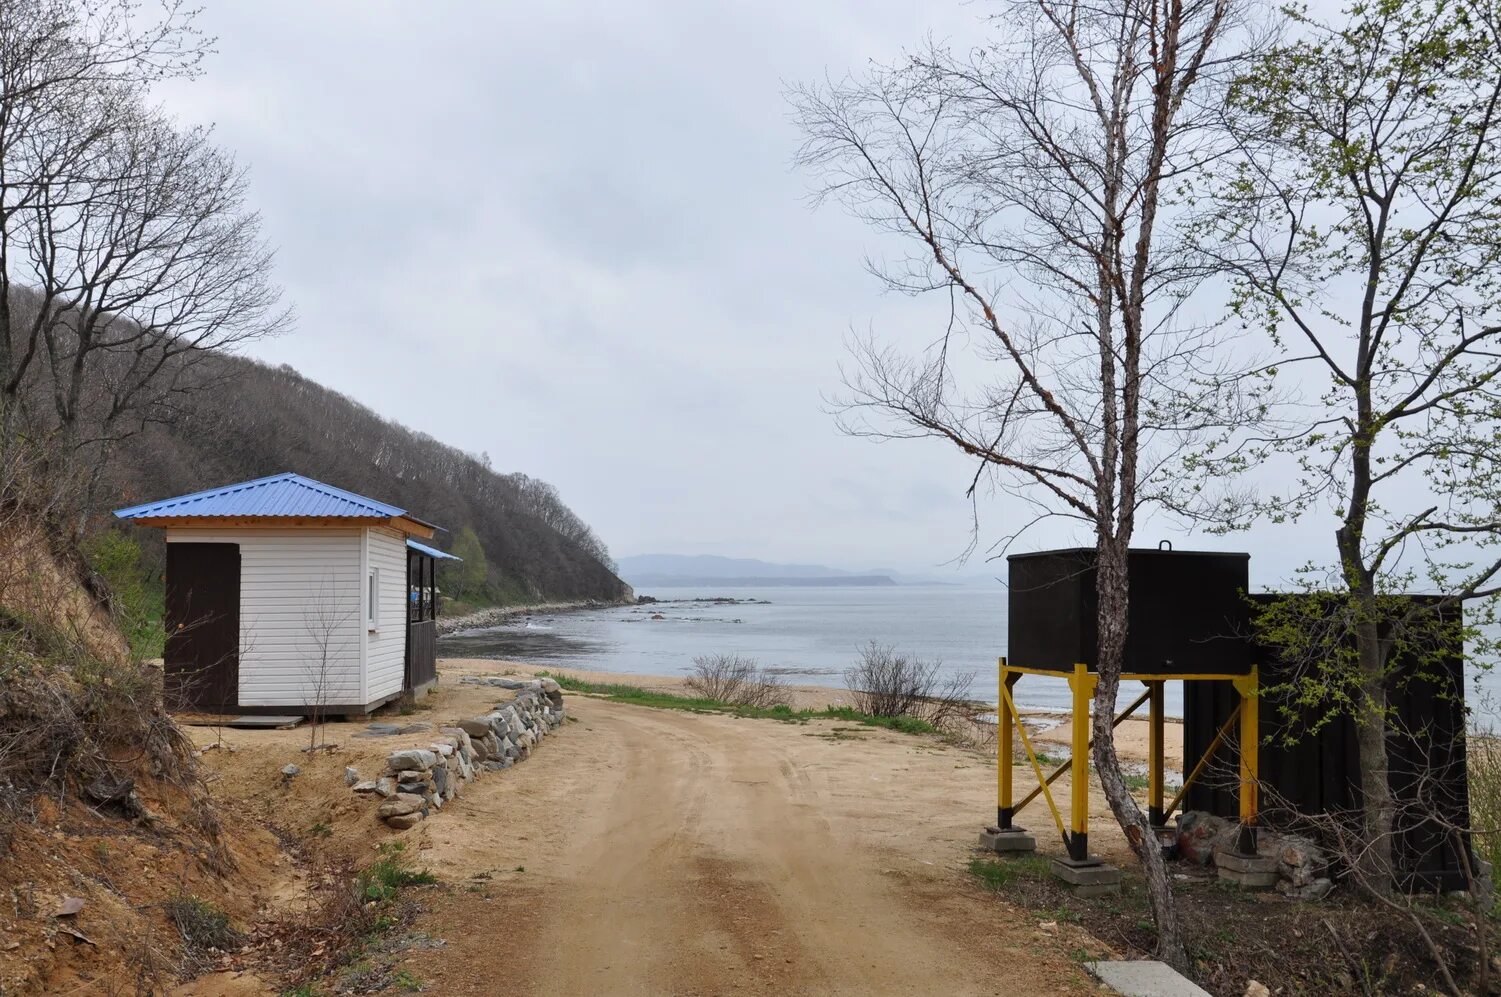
xmin=1000 ymin=680 xmax=1068 ymax=846
xmin=1014 ymin=687 xmax=1150 ymax=812
xmin=1166 ymin=699 xmax=1242 ymax=817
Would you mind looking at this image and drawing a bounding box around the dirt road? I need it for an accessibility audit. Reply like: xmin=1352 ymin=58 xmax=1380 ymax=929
xmin=403 ymin=694 xmax=1101 ymax=995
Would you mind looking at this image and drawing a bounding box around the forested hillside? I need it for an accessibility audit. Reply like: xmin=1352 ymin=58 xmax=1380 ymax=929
xmin=101 ymin=355 xmax=630 ymax=607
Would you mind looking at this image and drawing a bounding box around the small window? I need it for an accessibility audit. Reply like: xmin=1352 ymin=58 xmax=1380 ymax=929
xmin=368 ymin=568 xmax=379 ymax=630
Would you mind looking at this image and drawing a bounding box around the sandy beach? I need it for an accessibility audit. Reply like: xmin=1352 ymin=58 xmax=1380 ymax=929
xmin=514 ymin=659 xmax=1186 ymax=771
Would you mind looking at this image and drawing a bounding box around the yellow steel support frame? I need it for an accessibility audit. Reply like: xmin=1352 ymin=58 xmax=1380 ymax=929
xmin=997 ymin=676 xmax=1069 ymax=846
xmin=1148 ymin=680 xmax=1165 ymax=827
xmin=1231 ymin=666 xmax=1261 ymax=852
xmin=1003 ymin=665 xmax=1250 ymax=683
xmin=996 ymin=659 xmax=1020 ymax=829
xmin=1067 ymin=663 xmax=1097 ymax=861
xmin=1013 ymin=688 xmax=1150 ymax=813
xmin=995 ymin=664 xmax=1262 ymax=857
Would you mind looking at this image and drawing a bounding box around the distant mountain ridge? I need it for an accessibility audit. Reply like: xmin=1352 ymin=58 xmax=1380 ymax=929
xmin=619 ymin=554 xmax=897 ymax=588
xmin=618 ymin=554 xmax=876 ymax=580
xmin=629 ymin=573 xmax=897 ymax=588
xmin=618 ymin=554 xmax=999 ymax=589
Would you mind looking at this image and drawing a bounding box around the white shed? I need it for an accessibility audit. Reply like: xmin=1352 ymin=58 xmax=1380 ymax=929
xmin=115 ymin=473 xmax=460 ymax=717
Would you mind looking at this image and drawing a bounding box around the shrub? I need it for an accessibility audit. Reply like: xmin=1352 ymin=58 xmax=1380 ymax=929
xmin=843 ymin=641 xmax=976 ymax=725
xmin=685 ymin=654 xmax=787 ymax=709
xmin=165 ymin=893 xmax=242 ymax=970
xmin=0 ymin=642 xmax=196 ymax=801
xmin=82 ymin=530 xmax=164 ymax=659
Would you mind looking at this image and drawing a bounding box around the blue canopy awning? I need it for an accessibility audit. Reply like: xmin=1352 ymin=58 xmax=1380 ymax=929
xmin=406 ymin=538 xmax=461 ymax=561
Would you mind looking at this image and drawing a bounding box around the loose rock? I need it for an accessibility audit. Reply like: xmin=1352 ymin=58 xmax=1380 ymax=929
xmin=377 ymin=793 xmax=427 ymax=819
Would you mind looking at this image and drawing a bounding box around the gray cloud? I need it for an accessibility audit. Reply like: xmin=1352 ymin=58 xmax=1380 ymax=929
xmin=152 ymin=1 xmax=1326 ymax=582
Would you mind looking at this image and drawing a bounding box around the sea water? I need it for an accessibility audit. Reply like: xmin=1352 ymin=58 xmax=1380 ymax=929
xmin=438 ymin=583 xmax=1501 ymax=724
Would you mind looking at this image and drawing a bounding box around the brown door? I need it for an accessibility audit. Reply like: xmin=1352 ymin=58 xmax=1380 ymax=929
xmin=164 ymin=542 xmax=240 ymax=712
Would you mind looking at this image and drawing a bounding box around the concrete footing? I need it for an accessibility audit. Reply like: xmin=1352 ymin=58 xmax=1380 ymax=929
xmin=1050 ymin=856 xmax=1122 ymax=897
xmin=978 ymin=826 xmax=1037 ymax=854
xmin=1086 ymin=960 xmax=1212 ymax=997
xmin=1214 ymin=849 xmax=1278 ymax=889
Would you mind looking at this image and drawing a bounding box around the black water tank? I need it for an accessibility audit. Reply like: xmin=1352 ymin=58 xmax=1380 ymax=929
xmin=1007 ymin=547 xmax=1253 ymax=674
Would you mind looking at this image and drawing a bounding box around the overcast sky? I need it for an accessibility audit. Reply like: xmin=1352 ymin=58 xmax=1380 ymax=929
xmin=156 ymin=1 xmax=1326 ymax=581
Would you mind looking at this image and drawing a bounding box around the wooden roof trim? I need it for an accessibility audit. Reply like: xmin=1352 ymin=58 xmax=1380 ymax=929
xmin=141 ymin=514 xmax=436 ymax=539
xmin=389 ymin=516 xmax=437 ymax=540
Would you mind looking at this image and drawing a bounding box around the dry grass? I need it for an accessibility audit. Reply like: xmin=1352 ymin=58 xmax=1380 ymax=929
xmin=1469 ymin=734 xmax=1501 ymax=874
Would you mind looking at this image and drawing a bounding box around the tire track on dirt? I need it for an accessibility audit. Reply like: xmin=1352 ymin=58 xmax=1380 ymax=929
xmin=406 ymin=697 xmax=1097 ymax=996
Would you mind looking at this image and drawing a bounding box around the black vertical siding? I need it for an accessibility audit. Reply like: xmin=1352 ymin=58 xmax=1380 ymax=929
xmin=1183 ymin=596 xmax=1471 ymax=890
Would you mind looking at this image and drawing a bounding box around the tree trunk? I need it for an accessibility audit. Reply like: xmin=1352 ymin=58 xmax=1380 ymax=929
xmin=1340 ymin=391 xmax=1394 ymax=891
xmin=1094 ymin=538 xmax=1187 ymax=969
xmin=1353 ymin=603 xmax=1394 ymax=891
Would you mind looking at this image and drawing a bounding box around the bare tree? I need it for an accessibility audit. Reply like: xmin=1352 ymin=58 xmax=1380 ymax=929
xmin=1202 ymin=0 xmax=1501 ymax=888
xmin=0 ymin=0 xmax=286 ymax=520
xmin=792 ymin=0 xmax=1258 ymax=967
xmin=301 ymin=580 xmax=353 ymax=753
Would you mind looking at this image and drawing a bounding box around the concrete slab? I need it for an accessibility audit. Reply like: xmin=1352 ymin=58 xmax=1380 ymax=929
xmin=1085 ymin=960 xmax=1212 ymax=997
xmin=1214 ymin=849 xmax=1279 ymax=888
xmin=181 ymin=715 xmax=303 ymax=729
xmin=1051 ymin=857 xmax=1122 ymax=894
xmin=1214 ymin=850 xmax=1277 ymax=875
xmin=978 ymin=826 xmax=1037 ymax=853
xmin=1217 ymin=865 xmax=1279 ymax=889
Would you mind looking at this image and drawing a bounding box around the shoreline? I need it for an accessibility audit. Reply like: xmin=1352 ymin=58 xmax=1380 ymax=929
xmin=437 ymin=656 xmax=1185 ymax=768
xmin=437 ymin=597 xmax=631 ymax=636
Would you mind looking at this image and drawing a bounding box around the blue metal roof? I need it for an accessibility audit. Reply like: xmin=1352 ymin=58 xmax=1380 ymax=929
xmin=406 ymin=539 xmax=462 ymax=561
xmin=114 ymin=472 xmax=413 ymax=522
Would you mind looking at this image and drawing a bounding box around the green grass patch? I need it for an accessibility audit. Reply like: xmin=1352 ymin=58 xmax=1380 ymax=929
xmin=968 ymin=855 xmax=1049 ymax=891
xmin=538 ymin=672 xmax=938 ymax=734
xmin=357 ymin=842 xmax=438 ymax=903
xmin=390 ymin=969 xmax=424 ymax=992
xmin=82 ymin=529 xmax=166 ymax=659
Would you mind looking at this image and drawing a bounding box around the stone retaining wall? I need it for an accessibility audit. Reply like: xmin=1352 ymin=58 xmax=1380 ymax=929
xmin=350 ymin=677 xmax=565 ymax=830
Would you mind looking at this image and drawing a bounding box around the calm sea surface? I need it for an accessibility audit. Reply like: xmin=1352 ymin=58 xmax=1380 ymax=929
xmin=441 ymin=584 xmax=1127 ymax=714
xmin=439 ymin=583 xmax=1501 ymax=723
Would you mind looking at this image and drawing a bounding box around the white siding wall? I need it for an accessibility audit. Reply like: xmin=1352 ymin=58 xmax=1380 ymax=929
xmin=365 ymin=527 xmax=409 ymax=702
xmin=166 ymin=529 xmax=364 ymax=707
